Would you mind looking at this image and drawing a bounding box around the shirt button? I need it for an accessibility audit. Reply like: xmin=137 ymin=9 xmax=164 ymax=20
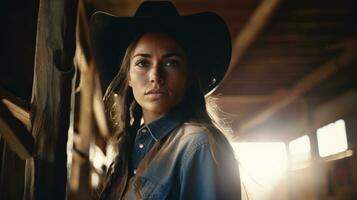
xmin=141 ymin=128 xmax=147 ymax=133
xmin=139 ymin=144 xmax=144 ymax=149
xmin=133 ymin=169 xmax=137 ymax=175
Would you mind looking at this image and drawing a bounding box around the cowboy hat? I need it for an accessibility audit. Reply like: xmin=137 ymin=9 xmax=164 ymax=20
xmin=90 ymin=1 xmax=231 ymax=95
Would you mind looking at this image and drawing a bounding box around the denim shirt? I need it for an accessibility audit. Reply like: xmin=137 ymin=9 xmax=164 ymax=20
xmin=122 ymin=109 xmax=241 ymax=200
xmin=130 ymin=108 xmax=185 ymax=177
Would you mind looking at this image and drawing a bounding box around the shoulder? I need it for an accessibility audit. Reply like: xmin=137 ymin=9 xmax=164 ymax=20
xmin=175 ymin=122 xmax=230 ymax=147
xmin=175 ymin=122 xmax=213 ymax=145
xmin=171 ymin=122 xmax=232 ymax=159
xmin=164 ymin=122 xmax=212 ymax=154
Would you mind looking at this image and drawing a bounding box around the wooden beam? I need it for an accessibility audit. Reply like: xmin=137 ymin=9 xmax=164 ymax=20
xmin=0 ymin=88 xmax=32 ymax=159
xmin=76 ymin=0 xmax=109 ymax=139
xmin=0 ymin=87 xmax=30 ymax=130
xmin=236 ymin=40 xmax=357 ymax=136
xmin=69 ymin=0 xmax=99 ymax=198
xmin=217 ymin=95 xmax=272 ymax=104
xmin=221 ymin=0 xmax=282 ymax=81
xmin=91 ymin=0 xmax=139 ymax=16
xmin=239 ymin=88 xmax=357 ymax=142
xmin=313 ymin=89 xmax=357 ymax=132
xmin=240 ymin=56 xmax=326 ymax=65
xmin=73 ymin=60 xmax=94 ymax=200
xmin=75 ymin=37 xmax=109 ymax=139
xmin=93 ymin=73 xmax=110 ymax=138
xmin=23 ymin=0 xmax=78 ymax=199
xmin=0 ymin=102 xmax=33 ymax=159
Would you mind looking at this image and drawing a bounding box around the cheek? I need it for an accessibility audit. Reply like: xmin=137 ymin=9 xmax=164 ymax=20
xmin=168 ymin=73 xmax=189 ymax=95
xmin=129 ymin=69 xmax=144 ymax=87
xmin=129 ymin=69 xmax=148 ymax=101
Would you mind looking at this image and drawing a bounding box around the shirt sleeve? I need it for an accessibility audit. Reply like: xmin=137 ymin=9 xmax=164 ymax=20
xmin=179 ymin=140 xmax=241 ymax=200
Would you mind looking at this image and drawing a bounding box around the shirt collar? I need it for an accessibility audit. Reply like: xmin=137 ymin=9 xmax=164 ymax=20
xmin=137 ymin=107 xmax=186 ymax=141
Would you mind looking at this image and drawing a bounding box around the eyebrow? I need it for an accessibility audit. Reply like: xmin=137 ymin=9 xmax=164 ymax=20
xmin=132 ymin=52 xmax=185 ymax=59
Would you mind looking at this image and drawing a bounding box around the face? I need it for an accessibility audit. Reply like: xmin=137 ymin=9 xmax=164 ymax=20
xmin=128 ymin=32 xmax=189 ymax=122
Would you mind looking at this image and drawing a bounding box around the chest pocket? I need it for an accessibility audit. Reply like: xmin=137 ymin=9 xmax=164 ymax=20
xmin=132 ymin=176 xmax=169 ymax=200
xmin=128 ymin=130 xmax=176 ymax=200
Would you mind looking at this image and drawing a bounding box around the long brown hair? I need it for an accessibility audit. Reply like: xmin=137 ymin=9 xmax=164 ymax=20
xmin=99 ymin=33 xmax=231 ymax=199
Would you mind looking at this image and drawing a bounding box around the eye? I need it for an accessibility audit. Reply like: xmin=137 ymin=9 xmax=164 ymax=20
xmin=163 ymin=59 xmax=180 ymax=68
xmin=135 ymin=59 xmax=150 ymax=68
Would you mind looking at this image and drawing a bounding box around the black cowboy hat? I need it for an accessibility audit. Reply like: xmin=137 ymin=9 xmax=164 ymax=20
xmin=90 ymin=1 xmax=231 ymax=95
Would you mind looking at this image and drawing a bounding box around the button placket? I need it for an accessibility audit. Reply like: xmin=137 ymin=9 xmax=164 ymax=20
xmin=137 ymin=127 xmax=148 ymax=150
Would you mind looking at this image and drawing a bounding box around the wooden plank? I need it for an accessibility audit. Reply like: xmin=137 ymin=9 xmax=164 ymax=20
xmin=0 ymin=88 xmax=30 ymax=110
xmin=256 ymin=34 xmax=346 ymax=43
xmin=0 ymin=138 xmax=26 ymax=200
xmin=69 ymin=0 xmax=102 ymax=198
xmin=218 ymin=95 xmax=272 ymax=104
xmin=0 ymin=87 xmax=30 ymax=130
xmin=0 ymin=102 xmax=33 ymax=159
xmin=93 ymin=73 xmax=110 ymax=138
xmin=240 ymin=56 xmax=327 ymax=65
xmin=76 ymin=0 xmax=109 ymax=139
xmin=1 ymin=99 xmax=30 ymax=131
xmin=242 ymin=46 xmax=330 ymax=57
xmin=74 ymin=60 xmax=94 ymax=199
xmin=23 ymin=0 xmax=78 ymax=199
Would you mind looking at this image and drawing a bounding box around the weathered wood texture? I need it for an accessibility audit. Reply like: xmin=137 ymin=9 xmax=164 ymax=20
xmin=24 ymin=0 xmax=78 ymax=199
xmin=0 ymin=87 xmax=33 ymax=159
xmin=219 ymin=0 xmax=282 ymax=89
xmin=69 ymin=0 xmax=108 ymax=197
xmin=0 ymin=102 xmax=33 ymax=159
xmin=236 ymin=41 xmax=357 ymax=137
xmin=0 ymin=137 xmax=26 ymax=200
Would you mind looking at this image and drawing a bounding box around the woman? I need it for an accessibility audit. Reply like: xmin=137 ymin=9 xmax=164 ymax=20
xmin=90 ymin=1 xmax=241 ymax=199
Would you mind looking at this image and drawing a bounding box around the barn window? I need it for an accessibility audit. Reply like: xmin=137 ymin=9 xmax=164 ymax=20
xmin=317 ymin=119 xmax=348 ymax=157
xmin=289 ymin=135 xmax=311 ymax=169
xmin=231 ymin=142 xmax=288 ymax=199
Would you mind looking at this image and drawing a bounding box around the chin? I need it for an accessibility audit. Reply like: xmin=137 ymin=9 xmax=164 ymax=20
xmin=144 ymin=104 xmax=171 ymax=115
xmin=148 ymin=106 xmax=170 ymax=115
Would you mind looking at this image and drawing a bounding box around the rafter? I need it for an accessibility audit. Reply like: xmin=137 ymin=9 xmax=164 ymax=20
xmin=236 ymin=40 xmax=357 ymax=136
xmin=218 ymin=95 xmax=272 ymax=104
xmin=222 ymin=0 xmax=282 ymax=81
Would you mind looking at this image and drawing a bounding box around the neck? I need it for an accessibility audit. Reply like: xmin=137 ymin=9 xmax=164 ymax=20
xmin=142 ymin=110 xmax=166 ymax=125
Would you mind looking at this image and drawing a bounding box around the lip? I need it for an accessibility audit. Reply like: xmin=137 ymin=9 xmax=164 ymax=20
xmin=145 ymin=88 xmax=169 ymax=95
xmin=145 ymin=88 xmax=169 ymax=98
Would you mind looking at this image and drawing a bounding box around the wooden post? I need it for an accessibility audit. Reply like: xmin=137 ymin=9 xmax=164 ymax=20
xmin=24 ymin=0 xmax=78 ymax=199
xmin=69 ymin=0 xmax=104 ymax=198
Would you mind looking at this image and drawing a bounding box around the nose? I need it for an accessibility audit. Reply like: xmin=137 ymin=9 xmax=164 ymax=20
xmin=150 ymin=64 xmax=165 ymax=85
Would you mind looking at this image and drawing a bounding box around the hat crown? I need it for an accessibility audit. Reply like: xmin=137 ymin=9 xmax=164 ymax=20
xmin=134 ymin=1 xmax=180 ymax=18
xmin=90 ymin=1 xmax=231 ymax=95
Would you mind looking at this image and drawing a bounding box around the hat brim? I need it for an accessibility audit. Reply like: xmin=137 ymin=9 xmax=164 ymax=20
xmin=90 ymin=11 xmax=231 ymax=95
